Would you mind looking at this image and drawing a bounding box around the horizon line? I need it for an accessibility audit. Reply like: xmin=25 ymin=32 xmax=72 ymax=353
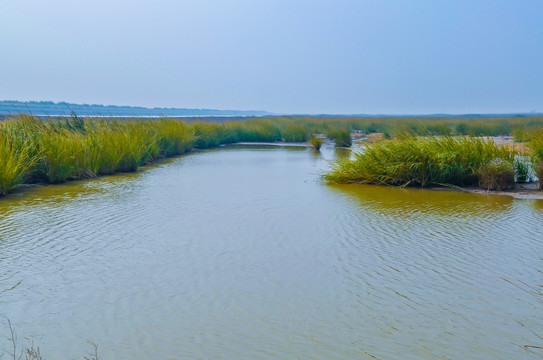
xmin=0 ymin=99 xmax=540 ymax=117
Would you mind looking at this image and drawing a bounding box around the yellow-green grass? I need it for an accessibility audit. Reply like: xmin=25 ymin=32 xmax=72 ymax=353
xmin=478 ymin=159 xmax=515 ymax=191
xmin=38 ymin=129 xmax=87 ymax=182
xmin=2 ymin=115 xmax=543 ymax=196
xmin=527 ymin=130 xmax=543 ymax=189
xmin=308 ymin=135 xmax=324 ymax=150
xmin=528 ymin=129 xmax=543 ymax=161
xmin=0 ymin=135 xmax=35 ymax=195
xmin=192 ymin=121 xmax=226 ymax=149
xmin=0 ymin=117 xmax=196 ymax=196
xmin=240 ymin=115 xmax=543 ymax=139
xmin=326 ymin=129 xmax=352 ymax=147
xmin=154 ymin=120 xmax=194 ymax=156
xmin=324 ymin=134 xmax=517 ymax=189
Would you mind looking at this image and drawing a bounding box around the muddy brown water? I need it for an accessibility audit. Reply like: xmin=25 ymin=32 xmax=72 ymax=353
xmin=1 ymin=144 xmax=542 ymax=359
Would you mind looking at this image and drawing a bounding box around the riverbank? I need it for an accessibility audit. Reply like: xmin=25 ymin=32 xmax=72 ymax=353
xmin=0 ymin=115 xmax=325 ymax=196
xmin=2 ymin=114 xmax=543 ymax=197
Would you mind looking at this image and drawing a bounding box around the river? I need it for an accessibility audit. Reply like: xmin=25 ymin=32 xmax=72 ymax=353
xmin=1 ymin=143 xmax=542 ymax=359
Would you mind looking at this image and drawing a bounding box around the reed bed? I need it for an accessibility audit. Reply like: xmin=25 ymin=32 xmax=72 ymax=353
xmin=324 ymin=134 xmax=519 ymax=189
xmin=0 ymin=116 xmax=314 ymax=196
xmin=1 ymin=114 xmax=543 ymax=196
xmin=0 ymin=116 xmax=195 ymax=196
xmin=251 ymin=115 xmax=543 ymax=139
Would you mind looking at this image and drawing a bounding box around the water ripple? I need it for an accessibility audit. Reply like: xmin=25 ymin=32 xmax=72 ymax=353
xmin=0 ymin=148 xmax=542 ymax=359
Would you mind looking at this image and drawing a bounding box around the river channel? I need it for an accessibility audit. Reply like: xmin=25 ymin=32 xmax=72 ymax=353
xmin=1 ymin=144 xmax=542 ymax=359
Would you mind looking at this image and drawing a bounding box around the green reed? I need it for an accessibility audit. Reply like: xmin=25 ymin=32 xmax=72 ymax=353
xmin=243 ymin=115 xmax=543 ymax=139
xmin=527 ymin=130 xmax=543 ymax=189
xmin=326 ymin=129 xmax=352 ymax=147
xmin=1 ymin=114 xmax=543 ymax=196
xmin=0 ymin=117 xmax=196 ymax=195
xmin=0 ymin=132 xmax=35 ymax=195
xmin=308 ymin=135 xmax=323 ymax=150
xmin=324 ymin=134 xmax=517 ymax=188
xmin=38 ymin=129 xmax=87 ymax=182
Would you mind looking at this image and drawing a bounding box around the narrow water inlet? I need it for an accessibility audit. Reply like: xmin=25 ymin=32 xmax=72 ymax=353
xmin=1 ymin=144 xmax=542 ymax=360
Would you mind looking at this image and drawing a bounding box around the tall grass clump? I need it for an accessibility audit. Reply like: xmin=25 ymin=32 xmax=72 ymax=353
xmin=37 ymin=129 xmax=87 ymax=182
xmin=308 ymin=135 xmax=324 ymax=150
xmin=527 ymin=130 xmax=543 ymax=189
xmin=154 ymin=119 xmax=194 ymax=156
xmin=113 ymin=130 xmax=151 ymax=173
xmin=325 ymin=134 xmax=516 ymax=189
xmin=84 ymin=127 xmax=125 ymax=175
xmin=240 ymin=119 xmax=282 ymax=142
xmin=515 ymin=158 xmax=531 ymax=183
xmin=0 ymin=133 xmax=35 ymax=195
xmin=281 ymin=122 xmax=308 ymax=142
xmin=192 ymin=122 xmax=224 ymax=149
xmin=326 ymin=130 xmax=352 ymax=147
xmin=478 ymin=159 xmax=515 ymax=191
xmin=117 ymin=121 xmax=159 ymax=170
xmin=0 ymin=117 xmax=197 ymax=196
xmin=221 ymin=121 xmax=244 ymax=144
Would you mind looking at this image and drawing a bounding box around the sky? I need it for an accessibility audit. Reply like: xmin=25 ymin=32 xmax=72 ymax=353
xmin=1 ymin=0 xmax=542 ymax=114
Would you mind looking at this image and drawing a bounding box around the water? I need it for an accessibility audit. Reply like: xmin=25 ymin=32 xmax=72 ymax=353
xmin=1 ymin=144 xmax=542 ymax=359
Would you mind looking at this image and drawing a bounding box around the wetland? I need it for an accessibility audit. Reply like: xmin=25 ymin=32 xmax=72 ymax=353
xmin=1 ymin=143 xmax=543 ymax=359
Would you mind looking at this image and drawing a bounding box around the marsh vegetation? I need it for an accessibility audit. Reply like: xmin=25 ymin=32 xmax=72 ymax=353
xmin=1 ymin=114 xmax=543 ymax=196
xmin=2 ymin=144 xmax=542 ymax=359
xmin=0 ymin=116 xmax=315 ymax=196
xmin=325 ymin=131 xmax=543 ymax=191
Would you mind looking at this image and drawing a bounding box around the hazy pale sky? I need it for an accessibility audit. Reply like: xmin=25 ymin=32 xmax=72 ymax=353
xmin=1 ymin=0 xmax=542 ymax=114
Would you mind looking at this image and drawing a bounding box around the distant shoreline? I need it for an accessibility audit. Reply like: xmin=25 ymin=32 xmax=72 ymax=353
xmin=0 ymin=114 xmax=266 ymax=123
xmin=0 ymin=100 xmax=271 ymax=118
xmin=1 ymin=100 xmax=541 ymax=119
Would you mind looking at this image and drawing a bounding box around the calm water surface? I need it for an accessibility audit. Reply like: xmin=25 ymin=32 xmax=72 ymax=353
xmin=1 ymin=144 xmax=542 ymax=359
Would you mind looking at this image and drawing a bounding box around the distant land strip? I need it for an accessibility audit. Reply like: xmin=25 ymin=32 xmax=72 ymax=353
xmin=0 ymin=100 xmax=271 ymax=118
xmin=1 ymin=100 xmax=541 ymax=119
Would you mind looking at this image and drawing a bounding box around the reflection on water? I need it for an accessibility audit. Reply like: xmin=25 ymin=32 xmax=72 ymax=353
xmin=333 ymin=147 xmax=352 ymax=160
xmin=330 ymin=183 xmax=515 ymax=216
xmin=531 ymin=198 xmax=543 ymax=212
xmin=1 ymin=144 xmax=542 ymax=359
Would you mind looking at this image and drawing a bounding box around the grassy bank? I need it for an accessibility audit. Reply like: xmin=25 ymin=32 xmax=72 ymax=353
xmin=0 ymin=116 xmax=195 ymax=195
xmin=245 ymin=115 xmax=543 ymax=139
xmin=325 ymin=133 xmax=542 ymax=190
xmin=2 ymin=115 xmax=543 ymax=196
xmin=0 ymin=115 xmax=324 ymax=196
